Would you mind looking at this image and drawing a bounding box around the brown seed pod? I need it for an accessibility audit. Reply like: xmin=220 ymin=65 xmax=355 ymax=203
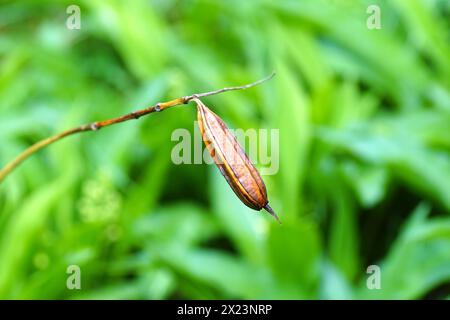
xmin=194 ymin=98 xmax=280 ymax=223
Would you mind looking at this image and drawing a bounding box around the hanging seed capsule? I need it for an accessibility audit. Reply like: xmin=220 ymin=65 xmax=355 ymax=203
xmin=194 ymin=98 xmax=280 ymax=223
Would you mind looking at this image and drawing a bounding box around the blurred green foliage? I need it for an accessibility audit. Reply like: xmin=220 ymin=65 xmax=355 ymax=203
xmin=0 ymin=0 xmax=449 ymax=299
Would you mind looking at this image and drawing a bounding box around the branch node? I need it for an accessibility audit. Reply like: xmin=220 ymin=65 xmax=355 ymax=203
xmin=154 ymin=103 xmax=162 ymax=112
xmin=131 ymin=112 xmax=140 ymax=119
xmin=182 ymin=96 xmax=190 ymax=104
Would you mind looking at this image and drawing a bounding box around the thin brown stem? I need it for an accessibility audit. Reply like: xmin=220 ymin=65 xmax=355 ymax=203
xmin=194 ymin=72 xmax=276 ymax=99
xmin=0 ymin=72 xmax=275 ymax=183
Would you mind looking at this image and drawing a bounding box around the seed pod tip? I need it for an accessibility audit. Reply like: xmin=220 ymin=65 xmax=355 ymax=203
xmin=264 ymin=204 xmax=281 ymax=224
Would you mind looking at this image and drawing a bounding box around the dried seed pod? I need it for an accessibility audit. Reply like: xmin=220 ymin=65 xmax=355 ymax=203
xmin=194 ymin=98 xmax=280 ymax=223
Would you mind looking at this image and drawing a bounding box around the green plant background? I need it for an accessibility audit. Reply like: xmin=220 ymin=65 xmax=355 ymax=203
xmin=0 ymin=0 xmax=449 ymax=299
